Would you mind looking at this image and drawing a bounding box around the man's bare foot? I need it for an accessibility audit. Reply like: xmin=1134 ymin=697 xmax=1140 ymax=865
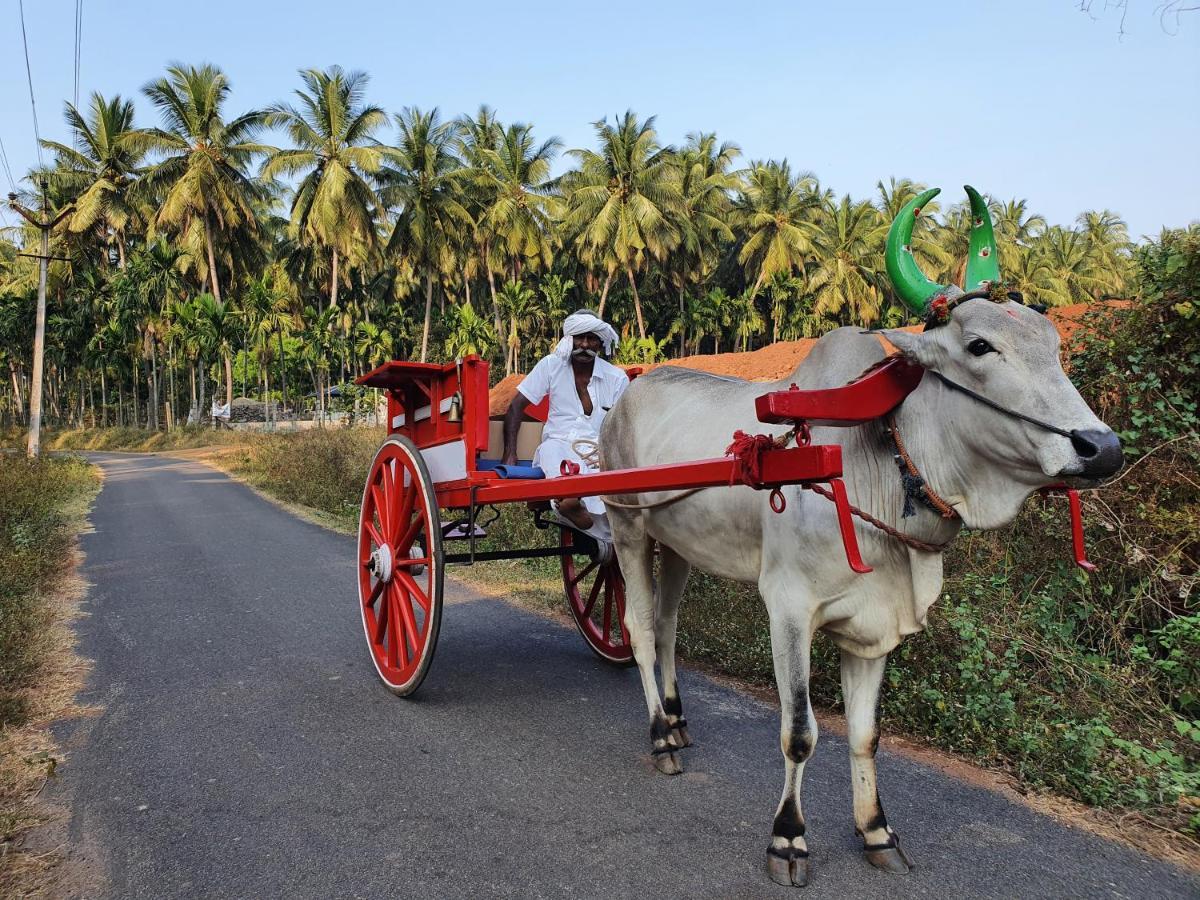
xmin=557 ymin=497 xmax=594 ymax=530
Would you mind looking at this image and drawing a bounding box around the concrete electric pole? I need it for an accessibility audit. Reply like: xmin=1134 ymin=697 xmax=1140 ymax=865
xmin=8 ymin=181 xmax=71 ymax=458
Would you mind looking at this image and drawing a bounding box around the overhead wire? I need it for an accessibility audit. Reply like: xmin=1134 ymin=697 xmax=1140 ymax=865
xmin=17 ymin=0 xmax=45 ymax=167
xmin=74 ymin=0 xmax=83 ymax=110
xmin=0 ymin=133 xmax=17 ymax=191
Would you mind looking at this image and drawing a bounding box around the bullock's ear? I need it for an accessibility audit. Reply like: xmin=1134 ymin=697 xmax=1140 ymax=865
xmin=879 ymin=329 xmax=946 ymax=368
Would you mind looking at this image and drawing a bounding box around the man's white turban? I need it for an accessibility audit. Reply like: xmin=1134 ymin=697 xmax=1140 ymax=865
xmin=553 ymin=311 xmax=619 ymax=361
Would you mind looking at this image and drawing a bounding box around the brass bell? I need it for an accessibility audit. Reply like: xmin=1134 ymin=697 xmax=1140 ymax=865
xmin=446 ymin=391 xmax=464 ymax=423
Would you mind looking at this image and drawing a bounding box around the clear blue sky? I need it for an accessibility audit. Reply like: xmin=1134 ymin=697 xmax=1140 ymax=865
xmin=2 ymin=0 xmax=1197 ymax=239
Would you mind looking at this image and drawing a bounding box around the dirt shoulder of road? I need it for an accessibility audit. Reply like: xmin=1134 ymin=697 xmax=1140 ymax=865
xmin=0 ymin=473 xmax=105 ymax=899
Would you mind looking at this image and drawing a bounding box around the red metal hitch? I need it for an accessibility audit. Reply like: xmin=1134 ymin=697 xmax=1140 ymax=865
xmin=1040 ymin=484 xmax=1096 ymax=572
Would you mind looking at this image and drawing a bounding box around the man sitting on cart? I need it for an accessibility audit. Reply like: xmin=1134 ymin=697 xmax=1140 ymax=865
xmin=501 ymin=309 xmax=627 ymax=541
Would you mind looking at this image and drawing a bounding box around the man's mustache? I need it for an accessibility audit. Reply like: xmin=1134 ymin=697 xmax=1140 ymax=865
xmin=571 ymin=348 xmax=598 ymax=360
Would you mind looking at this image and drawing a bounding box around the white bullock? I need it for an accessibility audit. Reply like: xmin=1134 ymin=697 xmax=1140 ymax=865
xmin=599 ymin=187 xmax=1123 ymax=887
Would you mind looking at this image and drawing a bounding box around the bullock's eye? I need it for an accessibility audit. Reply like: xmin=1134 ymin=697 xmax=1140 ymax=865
xmin=967 ymin=338 xmax=996 ymax=357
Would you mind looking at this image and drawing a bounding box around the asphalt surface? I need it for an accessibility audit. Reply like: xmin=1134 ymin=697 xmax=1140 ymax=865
xmin=49 ymin=451 xmax=1198 ymax=899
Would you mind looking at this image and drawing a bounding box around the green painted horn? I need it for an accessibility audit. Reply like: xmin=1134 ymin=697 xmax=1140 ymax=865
xmin=963 ymin=185 xmax=1000 ymax=290
xmin=885 ymin=187 xmax=949 ymax=317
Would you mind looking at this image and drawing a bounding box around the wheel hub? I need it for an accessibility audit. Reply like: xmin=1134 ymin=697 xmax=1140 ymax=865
xmin=369 ymin=544 xmax=394 ymax=583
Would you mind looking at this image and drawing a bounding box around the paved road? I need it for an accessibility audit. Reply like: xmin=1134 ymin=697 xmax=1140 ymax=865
xmin=50 ymin=452 xmax=1197 ymax=899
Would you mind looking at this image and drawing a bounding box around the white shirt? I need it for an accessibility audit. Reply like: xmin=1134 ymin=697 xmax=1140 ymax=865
xmin=517 ymin=355 xmax=629 ymax=442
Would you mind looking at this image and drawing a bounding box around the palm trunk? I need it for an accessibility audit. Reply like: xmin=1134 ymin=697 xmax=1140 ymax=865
xmin=626 ymin=265 xmax=647 ymax=340
xmin=189 ymin=362 xmax=197 ymax=423
xmin=150 ymin=343 xmax=160 ymax=430
xmin=597 ymin=270 xmax=614 ymax=316
xmin=330 ymin=247 xmax=340 ymax=308
xmin=485 ymin=256 xmax=504 ymax=355
xmin=198 ymin=362 xmax=206 ymax=423
xmin=679 ymin=285 xmax=686 ymax=356
xmin=203 ymin=211 xmax=223 ymax=303
xmin=420 ymin=271 xmax=434 ymax=363
xmin=9 ymin=361 xmax=23 ymax=425
xmin=99 ymin=366 xmax=107 ymax=427
xmin=224 ymin=352 xmax=234 ymax=410
xmin=116 ymin=233 xmax=127 ymax=270
xmin=277 ymin=327 xmax=287 ymax=420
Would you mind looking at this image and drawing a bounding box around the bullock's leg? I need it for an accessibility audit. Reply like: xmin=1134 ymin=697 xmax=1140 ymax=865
xmin=656 ymin=546 xmax=692 ymax=748
xmin=611 ymin=516 xmax=682 ymax=774
xmin=764 ymin=604 xmax=817 ymax=887
xmin=841 ymin=651 xmax=912 ymax=874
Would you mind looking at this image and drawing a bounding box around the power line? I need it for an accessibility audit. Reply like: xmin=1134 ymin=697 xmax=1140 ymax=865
xmin=17 ymin=0 xmax=44 ymax=167
xmin=0 ymin=133 xmax=16 ymax=191
xmin=74 ymin=0 xmax=83 ymax=110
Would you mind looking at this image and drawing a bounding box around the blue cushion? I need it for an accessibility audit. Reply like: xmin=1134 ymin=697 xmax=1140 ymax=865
xmin=489 ymin=464 xmax=545 ymax=480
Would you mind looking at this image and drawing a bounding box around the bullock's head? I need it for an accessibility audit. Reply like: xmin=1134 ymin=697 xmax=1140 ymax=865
xmin=881 ymin=186 xmax=1122 ymax=526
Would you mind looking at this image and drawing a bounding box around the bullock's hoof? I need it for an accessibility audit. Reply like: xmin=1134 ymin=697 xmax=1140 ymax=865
xmin=863 ymin=837 xmax=912 ymax=874
xmin=651 ymin=746 xmax=683 ymax=775
xmin=766 ymin=846 xmax=809 ymax=887
xmin=669 ymin=720 xmax=692 ymax=748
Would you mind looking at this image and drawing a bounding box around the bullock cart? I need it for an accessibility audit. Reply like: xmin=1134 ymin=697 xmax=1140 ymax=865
xmin=352 ymin=351 xmax=1090 ymax=697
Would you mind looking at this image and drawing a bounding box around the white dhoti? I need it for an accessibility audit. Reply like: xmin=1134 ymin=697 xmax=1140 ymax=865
xmin=534 ymin=437 xmax=607 ymax=517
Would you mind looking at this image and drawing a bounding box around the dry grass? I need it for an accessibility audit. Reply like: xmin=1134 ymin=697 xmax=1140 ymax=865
xmin=0 ymin=462 xmax=101 ymax=898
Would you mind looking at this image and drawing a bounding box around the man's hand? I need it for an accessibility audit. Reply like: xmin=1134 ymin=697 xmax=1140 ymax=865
xmin=501 ymin=393 xmax=531 ymax=466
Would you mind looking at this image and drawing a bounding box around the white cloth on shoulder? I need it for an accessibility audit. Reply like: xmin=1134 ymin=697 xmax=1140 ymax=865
xmin=552 ymin=312 xmax=619 ymax=360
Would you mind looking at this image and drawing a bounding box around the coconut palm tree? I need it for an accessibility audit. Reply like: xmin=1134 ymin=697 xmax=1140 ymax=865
xmin=1076 ymin=209 xmax=1132 ymax=295
xmin=478 ymin=122 xmax=561 ymax=280
xmin=139 ymin=64 xmax=271 ymax=406
xmin=733 ymin=160 xmax=819 ymax=298
xmin=988 ymin=197 xmax=1046 ymax=272
xmin=669 ymin=132 xmax=740 ymax=351
xmin=808 ymin=195 xmax=887 ymax=326
xmin=1033 ymin=226 xmax=1122 ymax=306
xmin=497 ymin=279 xmax=541 ymax=373
xmin=455 ymin=106 xmax=506 ymax=344
xmin=380 ymin=107 xmax=470 ymax=362
xmin=263 ymin=66 xmax=386 ymax=312
xmin=41 ymin=93 xmax=148 ymax=268
xmin=559 ymin=111 xmax=681 ymax=337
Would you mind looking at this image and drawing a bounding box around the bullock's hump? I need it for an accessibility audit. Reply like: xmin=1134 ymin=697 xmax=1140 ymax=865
xmin=793 ymin=327 xmax=888 ymax=390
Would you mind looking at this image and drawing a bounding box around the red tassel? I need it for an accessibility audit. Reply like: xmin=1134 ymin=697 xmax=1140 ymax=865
xmin=725 ymin=430 xmax=776 ymax=487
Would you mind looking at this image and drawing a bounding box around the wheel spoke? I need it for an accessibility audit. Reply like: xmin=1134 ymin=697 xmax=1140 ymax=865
xmin=395 ymin=556 xmax=431 ymax=569
xmin=364 ymin=519 xmax=386 ymax=552
xmin=393 ymin=582 xmax=421 ymax=654
xmin=374 ymin=590 xmax=389 ymax=644
xmin=602 ymin=578 xmax=613 ymax=640
xmin=393 ymin=479 xmax=416 ymax=545
xmin=394 ymin=512 xmax=423 ymax=556
xmin=386 ymin=589 xmax=403 ymax=669
xmin=582 ymin=573 xmax=604 ymax=619
xmin=373 ymin=477 xmax=390 ymax=538
xmin=396 ymin=570 xmax=431 ymax=613
xmin=365 ymin=577 xmax=385 ymax=609
xmin=570 ymin=559 xmax=599 ymax=588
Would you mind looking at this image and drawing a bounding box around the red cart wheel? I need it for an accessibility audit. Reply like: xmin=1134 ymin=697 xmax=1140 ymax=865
xmin=357 ymin=435 xmax=444 ymax=696
xmin=561 ymin=530 xmax=634 ymax=666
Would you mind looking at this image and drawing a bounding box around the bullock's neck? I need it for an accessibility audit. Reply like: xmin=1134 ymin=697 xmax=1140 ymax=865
xmin=868 ymin=376 xmax=1047 ymax=533
xmin=836 ymin=402 xmax=963 ymax=551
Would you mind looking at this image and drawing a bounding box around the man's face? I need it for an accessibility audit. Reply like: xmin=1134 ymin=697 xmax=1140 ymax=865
xmin=571 ymin=332 xmax=602 ymax=361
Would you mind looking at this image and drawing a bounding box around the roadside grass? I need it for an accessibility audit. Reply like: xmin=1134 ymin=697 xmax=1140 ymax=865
xmin=0 ymin=454 xmax=100 ymax=896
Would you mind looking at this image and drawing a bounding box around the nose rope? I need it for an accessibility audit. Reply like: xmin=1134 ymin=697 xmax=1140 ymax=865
xmin=926 ymin=370 xmax=1076 ymax=440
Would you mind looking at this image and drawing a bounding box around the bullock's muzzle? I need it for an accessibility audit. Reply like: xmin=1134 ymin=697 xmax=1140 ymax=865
xmin=1067 ymin=428 xmax=1124 ymax=479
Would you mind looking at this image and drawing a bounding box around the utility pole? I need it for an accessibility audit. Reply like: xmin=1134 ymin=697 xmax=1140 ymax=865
xmin=8 ymin=181 xmax=71 ymax=458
